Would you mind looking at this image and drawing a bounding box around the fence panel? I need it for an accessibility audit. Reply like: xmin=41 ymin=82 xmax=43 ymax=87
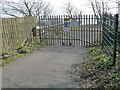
xmin=102 ymin=14 xmax=118 ymax=65
xmin=1 ymin=16 xmax=36 ymax=54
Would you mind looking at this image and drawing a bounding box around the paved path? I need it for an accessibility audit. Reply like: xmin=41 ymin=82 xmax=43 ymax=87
xmin=2 ymin=45 xmax=87 ymax=88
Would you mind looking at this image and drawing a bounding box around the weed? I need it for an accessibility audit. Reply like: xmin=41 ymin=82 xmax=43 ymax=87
xmin=17 ymin=45 xmax=29 ymax=54
xmin=112 ymin=73 xmax=120 ymax=79
xmin=117 ymin=54 xmax=120 ymax=60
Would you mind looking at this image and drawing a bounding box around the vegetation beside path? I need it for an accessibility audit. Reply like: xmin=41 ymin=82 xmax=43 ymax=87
xmin=1 ymin=37 xmax=43 ymax=67
xmin=71 ymin=46 xmax=120 ymax=88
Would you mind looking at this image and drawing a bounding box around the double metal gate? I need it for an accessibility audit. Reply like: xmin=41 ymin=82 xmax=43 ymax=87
xmin=38 ymin=15 xmax=101 ymax=46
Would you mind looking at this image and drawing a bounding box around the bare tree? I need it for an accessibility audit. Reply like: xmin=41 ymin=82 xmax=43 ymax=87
xmin=0 ymin=0 xmax=54 ymax=18
xmin=88 ymin=1 xmax=110 ymax=30
xmin=88 ymin=0 xmax=110 ymax=19
xmin=63 ymin=2 xmax=82 ymax=16
xmin=88 ymin=0 xmax=111 ymax=44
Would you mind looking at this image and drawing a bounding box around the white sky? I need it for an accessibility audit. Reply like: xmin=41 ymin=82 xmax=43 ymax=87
xmin=43 ymin=0 xmax=118 ymax=15
xmin=0 ymin=0 xmax=118 ymax=17
xmin=44 ymin=0 xmax=94 ymax=14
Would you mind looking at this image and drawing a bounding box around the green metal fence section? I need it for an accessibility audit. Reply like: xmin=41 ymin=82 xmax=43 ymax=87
xmin=117 ymin=22 xmax=120 ymax=53
xmin=38 ymin=15 xmax=101 ymax=46
xmin=102 ymin=13 xmax=118 ymax=65
xmin=117 ymin=31 xmax=120 ymax=53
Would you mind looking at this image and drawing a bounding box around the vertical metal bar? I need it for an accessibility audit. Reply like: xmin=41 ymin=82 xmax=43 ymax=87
xmin=40 ymin=16 xmax=43 ymax=45
xmin=89 ymin=15 xmax=90 ymax=46
xmin=53 ymin=15 xmax=54 ymax=45
xmin=94 ymin=15 xmax=96 ymax=45
xmin=66 ymin=15 xmax=68 ymax=45
xmin=58 ymin=15 xmax=60 ymax=45
xmin=47 ymin=16 xmax=51 ymax=45
xmin=56 ymin=15 xmax=58 ymax=45
xmin=62 ymin=15 xmax=64 ymax=45
xmin=96 ymin=16 xmax=99 ymax=45
xmin=54 ymin=15 xmax=56 ymax=45
xmin=81 ymin=15 xmax=83 ymax=46
xmin=45 ymin=16 xmax=47 ymax=45
xmin=76 ymin=15 xmax=78 ymax=46
xmin=83 ymin=15 xmax=85 ymax=46
xmin=51 ymin=15 xmax=53 ymax=45
xmin=43 ymin=16 xmax=45 ymax=45
xmin=63 ymin=15 xmax=65 ymax=45
xmin=102 ymin=14 xmax=105 ymax=48
xmin=44 ymin=16 xmax=46 ymax=45
xmin=72 ymin=15 xmax=76 ymax=46
xmin=71 ymin=15 xmax=73 ymax=45
xmin=73 ymin=15 xmax=77 ymax=46
xmin=53 ymin=15 xmax=55 ymax=45
xmin=45 ymin=17 xmax=50 ymax=45
xmin=51 ymin=15 xmax=54 ymax=45
xmin=78 ymin=14 xmax=80 ymax=46
xmin=69 ymin=15 xmax=71 ymax=46
xmin=38 ymin=16 xmax=41 ymax=44
xmin=42 ymin=16 xmax=44 ymax=45
xmin=55 ymin=15 xmax=56 ymax=45
xmin=113 ymin=14 xmax=118 ymax=65
xmin=60 ymin=15 xmax=62 ymax=45
xmin=57 ymin=15 xmax=59 ymax=45
xmin=100 ymin=15 xmax=102 ymax=44
xmin=55 ymin=15 xmax=57 ymax=45
xmin=86 ymin=15 xmax=88 ymax=46
xmin=47 ymin=16 xmax=49 ymax=45
xmin=50 ymin=15 xmax=52 ymax=45
xmin=58 ymin=15 xmax=59 ymax=45
xmin=91 ymin=15 xmax=93 ymax=45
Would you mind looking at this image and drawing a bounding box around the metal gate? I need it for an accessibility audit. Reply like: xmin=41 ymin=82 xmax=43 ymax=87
xmin=38 ymin=15 xmax=101 ymax=46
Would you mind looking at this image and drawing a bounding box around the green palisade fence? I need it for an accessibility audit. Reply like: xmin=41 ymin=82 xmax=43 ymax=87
xmin=117 ymin=28 xmax=120 ymax=53
xmin=102 ymin=13 xmax=118 ymax=65
xmin=38 ymin=15 xmax=101 ymax=46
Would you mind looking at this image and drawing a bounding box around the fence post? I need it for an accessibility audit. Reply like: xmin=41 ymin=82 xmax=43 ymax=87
xmin=102 ymin=13 xmax=106 ymax=48
xmin=0 ymin=17 xmax=2 ymax=90
xmin=113 ymin=14 xmax=118 ymax=65
xmin=0 ymin=18 xmax=2 ymax=59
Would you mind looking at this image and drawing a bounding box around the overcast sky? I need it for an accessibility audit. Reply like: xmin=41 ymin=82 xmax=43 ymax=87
xmin=7 ymin=0 xmax=118 ymax=14
xmin=43 ymin=0 xmax=118 ymax=15
xmin=0 ymin=0 xmax=118 ymax=17
xmin=44 ymin=0 xmax=91 ymax=14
